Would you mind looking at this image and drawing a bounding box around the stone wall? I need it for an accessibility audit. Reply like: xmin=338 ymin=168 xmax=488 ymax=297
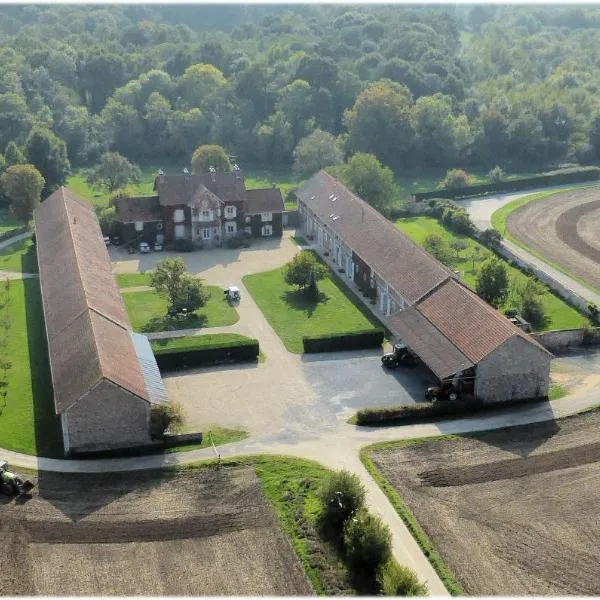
xmin=532 ymin=327 xmax=600 ymax=352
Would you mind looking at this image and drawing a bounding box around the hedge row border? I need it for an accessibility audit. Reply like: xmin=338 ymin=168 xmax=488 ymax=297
xmin=302 ymin=328 xmax=384 ymax=353
xmin=154 ymin=339 xmax=259 ymax=370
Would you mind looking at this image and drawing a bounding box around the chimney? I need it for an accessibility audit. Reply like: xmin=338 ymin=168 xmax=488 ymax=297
xmin=157 ymin=169 xmax=165 ymax=185
xmin=209 ymin=166 xmax=216 ymax=183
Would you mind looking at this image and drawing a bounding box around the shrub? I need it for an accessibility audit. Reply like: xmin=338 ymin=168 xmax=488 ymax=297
xmin=153 ymin=339 xmax=259 ymax=370
xmin=588 ymin=301 xmax=599 ymax=323
xmin=319 ymin=470 xmax=366 ymax=534
xmin=303 ymin=329 xmax=384 ymax=353
xmin=440 ymin=169 xmax=472 ymax=189
xmin=149 ymin=402 xmax=185 ymax=439
xmin=343 ymin=510 xmax=392 ymax=574
xmin=377 ymin=561 xmax=428 ymax=596
xmin=480 ymin=228 xmax=502 ymax=246
xmin=486 ymin=165 xmax=505 ymax=183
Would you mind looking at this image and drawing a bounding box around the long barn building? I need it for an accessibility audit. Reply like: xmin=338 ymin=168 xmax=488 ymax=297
xmin=297 ymin=171 xmax=551 ymax=404
xmin=35 ymin=187 xmax=167 ymax=455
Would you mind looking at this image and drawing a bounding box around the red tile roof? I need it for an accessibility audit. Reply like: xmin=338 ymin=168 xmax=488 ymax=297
xmin=35 ymin=187 xmax=149 ymax=413
xmin=297 ymin=171 xmax=454 ymax=304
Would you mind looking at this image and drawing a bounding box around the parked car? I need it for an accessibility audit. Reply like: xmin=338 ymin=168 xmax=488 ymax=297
xmin=111 ymin=236 xmax=121 ymax=246
xmin=103 ymin=236 xmax=111 ymax=246
xmin=139 ymin=242 xmax=151 ymax=253
xmin=381 ymin=343 xmax=417 ymax=368
xmin=153 ymin=243 xmax=163 ymax=252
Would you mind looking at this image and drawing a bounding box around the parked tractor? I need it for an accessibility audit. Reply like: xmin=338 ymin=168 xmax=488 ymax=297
xmin=0 ymin=461 xmax=35 ymax=497
xmin=381 ymin=343 xmax=417 ymax=369
xmin=425 ymin=381 xmax=459 ymax=403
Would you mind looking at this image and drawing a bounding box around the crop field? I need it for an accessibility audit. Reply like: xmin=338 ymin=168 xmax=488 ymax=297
xmin=0 ymin=466 xmax=311 ymax=595
xmin=506 ymin=187 xmax=600 ymax=292
xmin=369 ymin=410 xmax=600 ymax=595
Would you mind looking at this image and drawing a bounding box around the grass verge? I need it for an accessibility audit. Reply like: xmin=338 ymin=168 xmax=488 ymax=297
xmin=360 ymin=439 xmax=464 ymax=596
xmin=243 ymin=254 xmax=381 ymax=353
xmin=0 ymin=237 xmax=37 ymax=273
xmin=490 ymin=186 xmax=600 ymax=296
xmin=122 ymin=285 xmax=239 ymax=333
xmin=549 ymin=381 xmax=566 ymax=401
xmin=164 ymin=425 xmax=249 ymax=453
xmin=115 ymin=272 xmax=153 ymax=288
xmin=396 ymin=215 xmax=590 ymax=331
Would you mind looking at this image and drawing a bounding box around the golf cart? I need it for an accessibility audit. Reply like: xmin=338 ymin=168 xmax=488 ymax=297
xmin=224 ymin=286 xmax=240 ymax=304
xmin=425 ymin=381 xmax=459 ymax=403
xmin=381 ymin=343 xmax=417 ymax=368
xmin=0 ymin=461 xmax=35 ymax=497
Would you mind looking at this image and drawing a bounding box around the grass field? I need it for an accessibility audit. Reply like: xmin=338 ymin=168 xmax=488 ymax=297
xmin=122 ymin=285 xmax=239 ymax=333
xmin=115 ymin=272 xmax=153 ymax=288
xmin=0 ymin=237 xmax=37 ymax=272
xmin=243 ymin=257 xmax=381 ymax=353
xmin=0 ymin=279 xmax=62 ymax=457
xmin=0 ymin=209 xmax=26 ymax=234
xmin=395 ymin=216 xmax=589 ymax=331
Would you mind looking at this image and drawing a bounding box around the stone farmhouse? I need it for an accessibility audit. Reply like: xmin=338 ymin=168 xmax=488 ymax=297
xmin=114 ymin=168 xmax=284 ymax=248
xmin=297 ymin=171 xmax=552 ymax=404
xmin=35 ymin=188 xmax=167 ymax=456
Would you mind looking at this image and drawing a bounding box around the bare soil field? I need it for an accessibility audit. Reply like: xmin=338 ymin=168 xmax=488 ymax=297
xmin=0 ymin=466 xmax=312 ymax=596
xmin=507 ymin=187 xmax=600 ymax=290
xmin=371 ymin=410 xmax=600 ymax=595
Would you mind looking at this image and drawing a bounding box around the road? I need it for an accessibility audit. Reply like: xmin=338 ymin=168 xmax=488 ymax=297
xmin=455 ymin=186 xmax=600 ymax=305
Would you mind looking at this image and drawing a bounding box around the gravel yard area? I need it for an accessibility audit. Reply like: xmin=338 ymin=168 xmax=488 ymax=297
xmin=370 ymin=410 xmax=600 ymax=595
xmin=0 ymin=466 xmax=311 ymax=596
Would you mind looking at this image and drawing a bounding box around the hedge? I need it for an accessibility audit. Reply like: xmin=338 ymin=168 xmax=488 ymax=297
xmin=354 ymin=396 xmax=544 ymax=426
xmin=413 ymin=166 xmax=600 ymax=201
xmin=0 ymin=225 xmax=30 ymax=243
xmin=153 ymin=338 xmax=259 ymax=370
xmin=302 ymin=328 xmax=384 ymax=353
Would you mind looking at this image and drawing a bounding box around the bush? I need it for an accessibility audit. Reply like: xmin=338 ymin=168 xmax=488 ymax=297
xmin=415 ymin=166 xmax=600 ymax=201
xmin=343 ymin=510 xmax=392 ymax=574
xmin=226 ymin=234 xmax=250 ymax=249
xmin=440 ymin=169 xmax=472 ymax=189
xmin=486 ymin=165 xmax=505 ymax=183
xmin=153 ymin=339 xmax=259 ymax=371
xmin=319 ymin=470 xmax=366 ymax=534
xmin=355 ymin=401 xmax=482 ymax=425
xmin=377 ymin=561 xmax=427 ymax=596
xmin=149 ymin=402 xmax=184 ymax=439
xmin=303 ymin=329 xmax=384 ymax=353
xmin=479 ymin=228 xmax=502 ymax=246
xmin=588 ymin=301 xmax=599 ymax=324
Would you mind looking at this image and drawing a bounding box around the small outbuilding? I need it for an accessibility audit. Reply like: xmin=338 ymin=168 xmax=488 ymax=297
xmin=35 ymin=187 xmax=166 ymax=455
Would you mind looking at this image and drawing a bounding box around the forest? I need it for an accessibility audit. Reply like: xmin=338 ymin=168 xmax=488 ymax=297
xmin=2 ymin=4 xmax=600 ymax=195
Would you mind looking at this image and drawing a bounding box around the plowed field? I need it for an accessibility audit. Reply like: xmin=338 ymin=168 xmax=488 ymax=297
xmin=0 ymin=466 xmax=312 ymax=596
xmin=506 ymin=187 xmax=600 ymax=290
xmin=371 ymin=410 xmax=600 ymax=595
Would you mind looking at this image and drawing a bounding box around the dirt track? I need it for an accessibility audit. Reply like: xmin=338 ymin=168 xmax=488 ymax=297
xmin=0 ymin=466 xmax=311 ymax=596
xmin=371 ymin=410 xmax=600 ymax=595
xmin=507 ymin=187 xmax=600 ymax=290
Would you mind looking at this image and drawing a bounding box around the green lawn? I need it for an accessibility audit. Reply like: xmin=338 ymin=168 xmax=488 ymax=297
xmin=151 ymin=333 xmax=256 ymax=353
xmin=0 ymin=209 xmax=27 ymax=235
xmin=163 ymin=425 xmax=249 ymax=453
xmin=0 ymin=279 xmax=62 ymax=457
xmin=244 ymin=167 xmax=305 ymax=199
xmin=0 ymin=237 xmax=37 ymax=272
xmin=115 ymin=272 xmax=153 ymax=288
xmin=122 ymin=285 xmax=239 ymax=333
xmin=395 ymin=216 xmax=589 ymax=331
xmin=490 ymin=186 xmax=600 ymax=295
xmin=243 ymin=257 xmax=381 ymax=353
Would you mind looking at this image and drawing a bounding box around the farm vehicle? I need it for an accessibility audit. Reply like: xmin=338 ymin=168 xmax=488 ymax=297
xmin=0 ymin=461 xmax=35 ymax=497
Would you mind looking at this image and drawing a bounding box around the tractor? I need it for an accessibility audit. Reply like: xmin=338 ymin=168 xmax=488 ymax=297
xmin=425 ymin=381 xmax=459 ymax=403
xmin=0 ymin=461 xmax=35 ymax=497
xmin=381 ymin=343 xmax=417 ymax=369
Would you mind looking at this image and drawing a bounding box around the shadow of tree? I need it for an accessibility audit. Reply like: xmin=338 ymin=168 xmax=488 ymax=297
xmin=282 ymin=289 xmax=329 ymax=318
xmin=141 ymin=312 xmax=208 ymax=333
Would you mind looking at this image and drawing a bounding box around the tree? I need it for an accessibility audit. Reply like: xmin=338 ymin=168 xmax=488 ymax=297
xmin=343 ymin=510 xmax=392 ymax=575
xmin=486 ymin=165 xmax=505 ymax=183
xmin=510 ymin=276 xmax=546 ymax=327
xmin=468 ymin=245 xmax=482 ymax=274
xmin=25 ymin=127 xmax=70 ymax=194
xmin=424 ymin=233 xmax=452 ymax=265
xmin=343 ymin=153 xmax=395 ymax=211
xmin=284 ymin=250 xmax=328 ymax=297
xmin=191 ymin=144 xmax=231 ymax=174
xmin=0 ymin=164 xmax=45 ymax=221
xmin=97 ymin=206 xmax=117 ymax=236
xmin=277 ymin=79 xmax=314 ymax=141
xmin=319 ymin=470 xmax=365 ymax=534
xmin=150 ymin=257 xmax=210 ymax=315
xmin=441 ymin=169 xmax=472 ymax=189
xmin=449 ymin=238 xmax=468 ymax=260
xmin=475 ymin=257 xmax=509 ymax=307
xmin=86 ymin=152 xmax=141 ymax=193
xmin=479 ymin=228 xmax=502 ymax=247
xmin=293 ymin=129 xmax=343 ymax=176
xmin=0 ymin=93 xmax=31 ymax=152
xmin=4 ymin=141 xmax=25 ymax=167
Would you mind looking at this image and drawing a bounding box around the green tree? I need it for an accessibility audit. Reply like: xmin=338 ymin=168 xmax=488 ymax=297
xmin=510 ymin=276 xmax=546 ymax=327
xmin=476 ymin=257 xmax=509 ymax=307
xmin=150 ymin=257 xmax=210 ymax=315
xmin=277 ymin=79 xmax=314 ymax=141
xmin=486 ymin=165 xmax=505 ymax=183
xmin=4 ymin=141 xmax=25 ymax=167
xmin=191 ymin=144 xmax=231 ymax=174
xmin=284 ymin=250 xmax=328 ymax=296
xmin=319 ymin=470 xmax=365 ymax=534
xmin=424 ymin=233 xmax=452 ymax=265
xmin=293 ymin=129 xmax=343 ymax=176
xmin=343 ymin=153 xmax=395 ymax=211
xmin=86 ymin=152 xmax=141 ymax=193
xmin=344 ymin=79 xmax=415 ymax=169
xmin=0 ymin=164 xmax=45 ymax=220
xmin=343 ymin=510 xmax=392 ymax=575
xmin=449 ymin=238 xmax=468 ymax=260
xmin=25 ymin=127 xmax=70 ymax=194
xmin=480 ymin=228 xmax=502 ymax=246
xmin=441 ymin=168 xmax=472 ymax=189
xmin=97 ymin=206 xmax=117 ymax=236
xmin=0 ymin=93 xmax=31 ymax=152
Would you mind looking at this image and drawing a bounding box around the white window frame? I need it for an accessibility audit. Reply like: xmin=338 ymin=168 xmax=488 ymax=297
xmin=202 ymin=228 xmax=211 ymax=240
xmin=225 ymin=205 xmax=236 ymax=219
xmin=134 ymin=221 xmax=144 ymax=232
xmin=173 ymin=209 xmax=185 ymax=223
xmin=226 ymin=222 xmax=237 ymax=234
xmin=260 ymin=212 xmax=272 ymax=222
xmin=262 ymin=224 xmax=273 ymax=236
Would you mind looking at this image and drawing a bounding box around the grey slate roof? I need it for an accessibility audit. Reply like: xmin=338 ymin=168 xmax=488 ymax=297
xmin=296 ymin=171 xmax=454 ymax=305
xmin=131 ymin=332 xmax=168 ymax=405
xmin=245 ymin=188 xmax=284 ymax=214
xmin=35 ymin=187 xmax=150 ymax=413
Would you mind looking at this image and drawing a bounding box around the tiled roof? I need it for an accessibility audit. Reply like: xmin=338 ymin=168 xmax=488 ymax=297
xmin=245 ymin=188 xmax=284 ymax=214
xmin=35 ymin=187 xmax=149 ymax=413
xmin=296 ymin=171 xmax=454 ymax=305
xmin=387 ymin=307 xmax=474 ymax=380
xmin=155 ymin=171 xmax=246 ymax=206
xmin=114 ymin=196 xmax=162 ymax=223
